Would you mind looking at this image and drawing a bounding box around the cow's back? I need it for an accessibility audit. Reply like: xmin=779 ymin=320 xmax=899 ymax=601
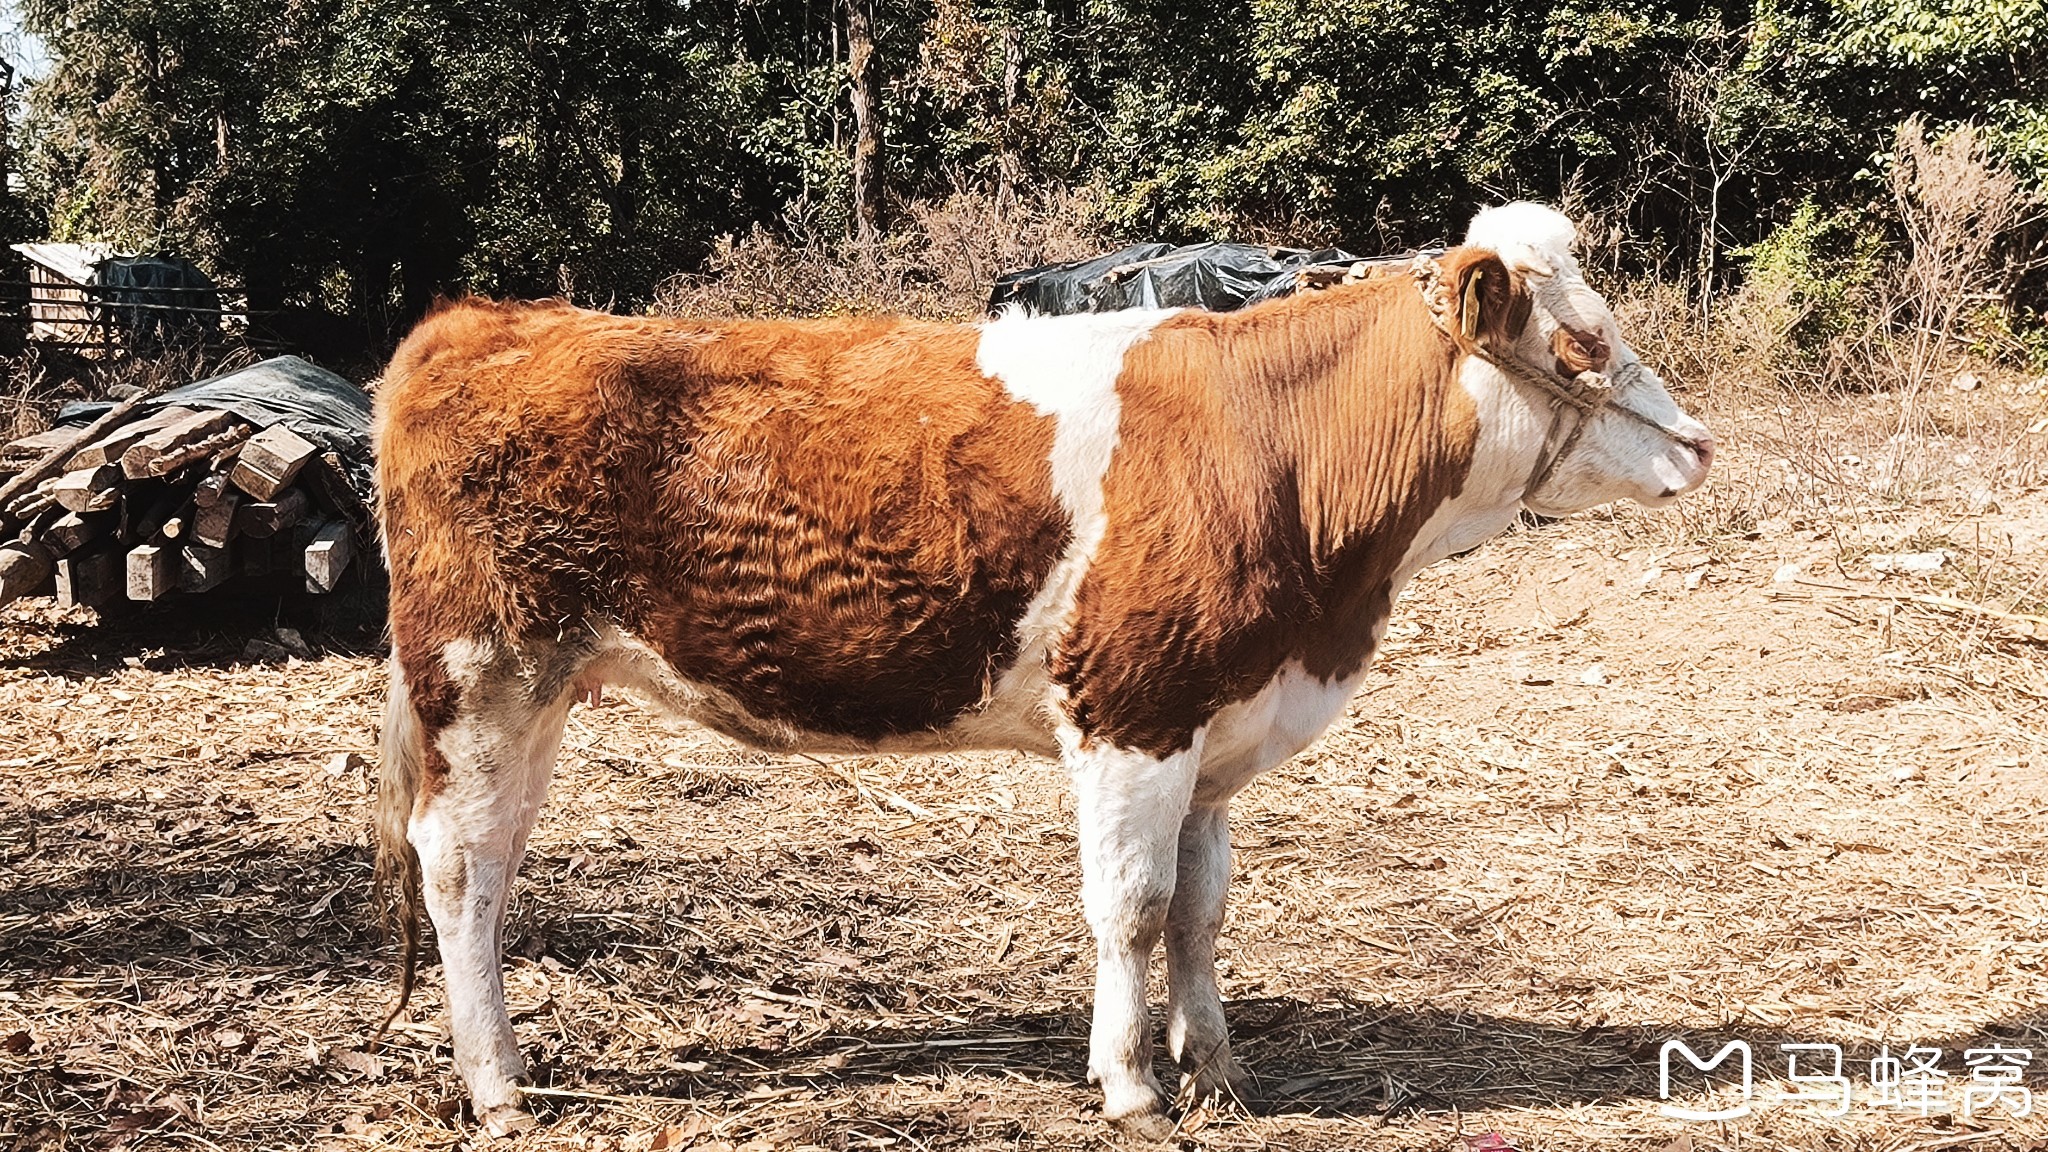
xmin=376 ymin=299 xmax=1072 ymax=742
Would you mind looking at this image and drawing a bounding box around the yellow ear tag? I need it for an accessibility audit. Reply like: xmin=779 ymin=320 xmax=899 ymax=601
xmin=1460 ymin=268 xmax=1483 ymax=341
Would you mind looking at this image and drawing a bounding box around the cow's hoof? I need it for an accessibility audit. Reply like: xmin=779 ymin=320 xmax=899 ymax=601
xmin=478 ymin=1104 xmax=536 ymax=1138
xmin=1108 ymin=1108 xmax=1177 ymax=1142
xmin=1178 ymin=1058 xmax=1251 ymax=1109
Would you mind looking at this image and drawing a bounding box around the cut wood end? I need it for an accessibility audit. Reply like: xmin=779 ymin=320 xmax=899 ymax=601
xmin=126 ymin=544 xmax=176 ymax=602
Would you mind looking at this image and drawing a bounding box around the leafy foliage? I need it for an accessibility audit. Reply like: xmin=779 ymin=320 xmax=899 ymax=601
xmin=21 ymin=0 xmax=789 ymax=339
xmin=1724 ymin=199 xmax=1885 ymax=366
xmin=12 ymin=0 xmax=2046 ymax=347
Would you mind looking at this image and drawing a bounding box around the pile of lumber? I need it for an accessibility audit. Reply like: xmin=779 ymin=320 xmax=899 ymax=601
xmin=0 ymin=397 xmax=367 ymax=610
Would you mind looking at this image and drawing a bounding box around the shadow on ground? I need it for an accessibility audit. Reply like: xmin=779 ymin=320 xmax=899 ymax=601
xmin=0 ymin=581 xmax=385 ymax=679
xmin=4 ymin=791 xmax=2041 ymax=1135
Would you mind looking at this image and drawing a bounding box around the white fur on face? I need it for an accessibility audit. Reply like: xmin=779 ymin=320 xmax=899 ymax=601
xmin=1465 ymin=202 xmax=1577 ymax=278
xmin=1463 ymin=202 xmax=1714 ymax=514
xmin=1524 ymin=346 xmax=1713 ymax=515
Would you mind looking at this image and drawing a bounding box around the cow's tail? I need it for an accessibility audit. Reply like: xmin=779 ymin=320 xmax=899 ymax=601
xmin=372 ymin=653 xmax=425 ymax=1044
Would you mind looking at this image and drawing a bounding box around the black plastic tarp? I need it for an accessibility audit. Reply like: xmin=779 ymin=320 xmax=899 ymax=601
xmin=988 ymin=241 xmax=1370 ymax=315
xmin=90 ymin=256 xmax=222 ymax=349
xmin=57 ymin=356 xmax=373 ymax=496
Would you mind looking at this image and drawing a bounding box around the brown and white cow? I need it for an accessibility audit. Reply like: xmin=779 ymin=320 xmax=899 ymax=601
xmin=373 ymin=203 xmax=1712 ymax=1136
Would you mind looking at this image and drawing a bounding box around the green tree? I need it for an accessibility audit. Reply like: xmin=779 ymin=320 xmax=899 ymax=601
xmin=14 ymin=0 xmax=2045 ymax=339
xmin=21 ymin=0 xmax=797 ymax=345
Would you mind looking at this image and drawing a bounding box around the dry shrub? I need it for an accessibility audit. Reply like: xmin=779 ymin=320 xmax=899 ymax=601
xmin=1 ymin=350 xmax=57 ymax=440
xmin=1716 ymin=270 xmax=1804 ymax=377
xmin=1707 ymin=201 xmax=1887 ymax=398
xmin=1604 ymin=124 xmax=2047 ymax=529
xmin=655 ymin=188 xmax=1109 ymax=322
xmin=1887 ymin=118 xmax=2039 ymax=398
xmin=1688 ymin=120 xmax=2040 ymax=406
xmin=92 ymin=341 xmax=268 ymax=396
xmin=1839 ymin=121 xmax=2041 ymax=501
xmin=1606 ymin=278 xmax=1718 ymax=395
xmin=0 ymin=341 xmax=270 ymax=442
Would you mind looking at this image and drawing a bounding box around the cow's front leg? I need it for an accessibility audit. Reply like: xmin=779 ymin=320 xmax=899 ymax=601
xmin=407 ymin=672 xmax=569 ymax=1138
xmin=1069 ymin=735 xmax=1202 ymax=1137
xmin=1166 ymin=802 xmax=1247 ymax=1104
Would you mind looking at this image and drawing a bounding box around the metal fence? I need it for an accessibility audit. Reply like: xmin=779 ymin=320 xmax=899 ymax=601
xmin=2 ymin=279 xmax=287 ymax=355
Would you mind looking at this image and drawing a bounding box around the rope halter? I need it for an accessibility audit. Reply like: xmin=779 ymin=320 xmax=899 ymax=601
xmin=1408 ymin=254 xmax=1698 ymax=503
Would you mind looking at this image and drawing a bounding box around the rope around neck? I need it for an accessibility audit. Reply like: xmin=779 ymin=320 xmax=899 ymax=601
xmin=1408 ymin=255 xmax=1696 ymax=501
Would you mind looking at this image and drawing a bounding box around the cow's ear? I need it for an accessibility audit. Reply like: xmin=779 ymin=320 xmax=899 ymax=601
xmin=1440 ymin=249 xmax=1531 ymax=354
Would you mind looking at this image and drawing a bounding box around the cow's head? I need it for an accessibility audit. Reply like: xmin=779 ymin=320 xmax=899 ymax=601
xmin=1458 ymin=203 xmax=1714 ymax=516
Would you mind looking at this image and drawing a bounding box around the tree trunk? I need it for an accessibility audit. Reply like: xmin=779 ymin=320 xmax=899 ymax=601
xmin=844 ymin=0 xmax=886 ymax=240
xmin=612 ymin=115 xmax=643 ymax=248
xmin=996 ymin=25 xmax=1023 ymax=218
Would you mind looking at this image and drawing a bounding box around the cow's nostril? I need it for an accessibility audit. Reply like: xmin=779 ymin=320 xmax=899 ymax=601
xmin=1688 ymin=436 xmax=1716 ymax=470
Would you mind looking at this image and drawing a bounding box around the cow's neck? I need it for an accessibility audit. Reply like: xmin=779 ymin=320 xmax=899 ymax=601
xmin=1318 ymin=352 xmax=1552 ymax=651
xmin=1234 ymin=286 xmax=1493 ymax=681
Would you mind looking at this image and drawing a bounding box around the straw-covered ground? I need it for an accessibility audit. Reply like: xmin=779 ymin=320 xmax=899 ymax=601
xmin=3 ymin=377 xmax=2047 ymax=1152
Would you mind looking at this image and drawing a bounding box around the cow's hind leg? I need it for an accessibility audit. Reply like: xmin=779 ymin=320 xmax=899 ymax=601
xmin=1069 ymin=735 xmax=1202 ymax=1137
xmin=406 ymin=644 xmax=574 ymax=1136
xmin=1165 ymin=802 xmax=1247 ymax=1105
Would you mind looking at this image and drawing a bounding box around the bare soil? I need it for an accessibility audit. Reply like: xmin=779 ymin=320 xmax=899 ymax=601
xmin=3 ymin=381 xmax=2047 ymax=1152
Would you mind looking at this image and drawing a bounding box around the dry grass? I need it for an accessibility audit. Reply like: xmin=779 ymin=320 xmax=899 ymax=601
xmin=1889 ymin=120 xmax=2041 ymax=404
xmin=3 ymin=372 xmax=2048 ymax=1150
xmin=1594 ymin=119 xmax=2042 ymax=412
xmin=653 ymin=190 xmax=1108 ymax=323
xmin=0 ymin=342 xmax=274 ymax=442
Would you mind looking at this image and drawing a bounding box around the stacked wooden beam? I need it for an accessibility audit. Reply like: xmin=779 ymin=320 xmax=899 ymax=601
xmin=0 ymin=405 xmax=368 ymax=610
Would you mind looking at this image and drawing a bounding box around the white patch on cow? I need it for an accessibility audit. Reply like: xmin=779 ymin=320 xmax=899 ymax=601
xmin=976 ymin=307 xmax=1178 ymax=521
xmin=1196 ymin=661 xmax=1368 ymax=803
xmin=971 ymin=307 xmax=1179 ymax=736
xmin=1465 ymin=204 xmax=1614 ymax=365
xmin=440 ymin=637 xmax=493 ymax=687
xmin=1465 ymin=201 xmax=1577 ymax=279
xmin=1163 ymin=801 xmax=1239 ymax=1100
xmin=1388 ymin=357 xmax=1551 ymax=584
xmin=414 ymin=666 xmax=569 ymax=1126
